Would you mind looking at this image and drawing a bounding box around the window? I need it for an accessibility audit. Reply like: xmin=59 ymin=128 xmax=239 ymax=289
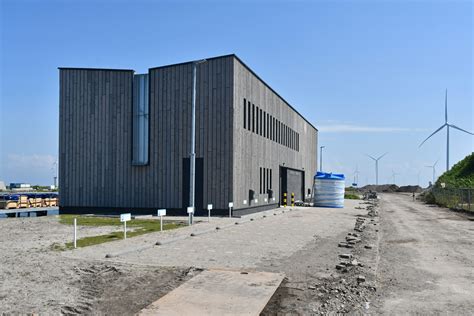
xmin=252 ymin=104 xmax=255 ymax=132
xmin=259 ymin=167 xmax=263 ymax=194
xmin=263 ymin=111 xmax=266 ymax=138
xmin=259 ymin=108 xmax=263 ymax=136
xmin=267 ymin=113 xmax=270 ymax=139
xmin=266 ymin=168 xmax=269 ymax=193
xmin=256 ymin=106 xmax=259 ymax=135
xmin=247 ymin=101 xmax=251 ymax=131
xmin=132 ymin=74 xmax=149 ymax=165
xmin=263 ymin=168 xmax=266 ymax=193
xmin=271 ymin=116 xmax=274 ymax=141
xmin=270 ymin=169 xmax=272 ymax=190
xmin=243 ymin=99 xmax=246 ymax=129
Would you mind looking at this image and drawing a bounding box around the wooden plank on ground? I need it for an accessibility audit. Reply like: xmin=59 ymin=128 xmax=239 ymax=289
xmin=139 ymin=269 xmax=284 ymax=316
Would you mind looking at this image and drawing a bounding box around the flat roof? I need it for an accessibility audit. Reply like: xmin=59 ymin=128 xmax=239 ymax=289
xmin=59 ymin=55 xmax=318 ymax=131
xmin=58 ymin=67 xmax=134 ymax=72
xmin=150 ymin=54 xmax=318 ymax=132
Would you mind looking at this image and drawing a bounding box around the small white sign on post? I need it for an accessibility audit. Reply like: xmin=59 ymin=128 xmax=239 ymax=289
xmin=228 ymin=202 xmax=233 ymax=218
xmin=255 ymin=199 xmax=258 ymax=203
xmin=187 ymin=207 xmax=194 ymax=226
xmin=120 ymin=213 xmax=131 ymax=239
xmin=120 ymin=213 xmax=131 ymax=222
xmin=264 ymin=198 xmax=268 ymax=202
xmin=207 ymin=204 xmax=213 ymax=222
xmin=243 ymin=200 xmax=247 ymax=205
xmin=158 ymin=209 xmax=166 ymax=231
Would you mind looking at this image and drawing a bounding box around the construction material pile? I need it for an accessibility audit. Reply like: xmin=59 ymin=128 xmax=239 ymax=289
xmin=0 ymin=193 xmax=59 ymax=209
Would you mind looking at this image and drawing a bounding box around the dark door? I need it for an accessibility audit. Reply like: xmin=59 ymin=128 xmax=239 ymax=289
xmin=183 ymin=158 xmax=204 ymax=215
xmin=279 ymin=166 xmax=304 ymax=205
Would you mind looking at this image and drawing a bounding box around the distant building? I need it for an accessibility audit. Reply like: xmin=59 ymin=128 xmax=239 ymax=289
xmin=59 ymin=54 xmax=318 ymax=216
xmin=0 ymin=181 xmax=6 ymax=191
xmin=10 ymin=183 xmax=31 ymax=189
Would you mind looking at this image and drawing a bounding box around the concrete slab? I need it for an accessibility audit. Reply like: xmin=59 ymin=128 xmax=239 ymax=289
xmin=139 ymin=269 xmax=284 ymax=316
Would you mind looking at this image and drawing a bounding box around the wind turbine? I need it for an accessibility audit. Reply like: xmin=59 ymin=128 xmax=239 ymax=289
xmin=391 ymin=170 xmax=399 ymax=184
xmin=419 ymin=89 xmax=474 ymax=172
xmin=366 ymin=153 xmax=388 ymax=186
xmin=353 ymin=165 xmax=360 ymax=186
xmin=425 ymin=159 xmax=439 ymax=185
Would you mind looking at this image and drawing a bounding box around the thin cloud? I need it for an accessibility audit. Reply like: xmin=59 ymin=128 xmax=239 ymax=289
xmin=318 ymin=124 xmax=428 ymax=133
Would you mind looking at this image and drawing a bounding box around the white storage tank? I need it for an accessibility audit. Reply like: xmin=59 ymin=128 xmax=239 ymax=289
xmin=313 ymin=172 xmax=345 ymax=208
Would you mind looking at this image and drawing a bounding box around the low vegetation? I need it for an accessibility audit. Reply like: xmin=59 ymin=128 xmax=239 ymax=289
xmin=422 ymin=154 xmax=474 ymax=212
xmin=344 ymin=193 xmax=360 ymax=200
xmin=57 ymin=215 xmax=185 ymax=249
xmin=435 ymin=153 xmax=474 ymax=188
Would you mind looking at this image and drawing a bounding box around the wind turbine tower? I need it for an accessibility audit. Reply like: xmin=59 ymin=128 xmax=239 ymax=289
xmin=353 ymin=165 xmax=360 ymax=186
xmin=367 ymin=153 xmax=388 ymax=186
xmin=419 ymin=89 xmax=474 ymax=172
xmin=425 ymin=160 xmax=439 ymax=184
xmin=391 ymin=170 xmax=399 ymax=184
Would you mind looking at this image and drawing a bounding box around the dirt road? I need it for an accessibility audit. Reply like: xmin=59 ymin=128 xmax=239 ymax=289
xmin=374 ymin=193 xmax=474 ymax=314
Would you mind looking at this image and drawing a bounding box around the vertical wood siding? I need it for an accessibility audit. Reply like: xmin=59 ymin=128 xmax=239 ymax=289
xmin=232 ymin=58 xmax=318 ymax=210
xmin=59 ymin=55 xmax=316 ymax=213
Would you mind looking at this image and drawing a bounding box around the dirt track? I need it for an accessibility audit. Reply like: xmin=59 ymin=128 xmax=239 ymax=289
xmin=373 ymin=193 xmax=474 ymax=314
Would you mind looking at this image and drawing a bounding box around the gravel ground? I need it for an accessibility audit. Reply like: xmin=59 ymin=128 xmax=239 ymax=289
xmin=1 ymin=194 xmax=471 ymax=315
xmin=0 ymin=216 xmax=197 ymax=314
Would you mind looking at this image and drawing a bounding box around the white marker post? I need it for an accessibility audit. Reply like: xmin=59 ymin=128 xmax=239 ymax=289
xmin=120 ymin=213 xmax=131 ymax=239
xmin=228 ymin=202 xmax=233 ymax=218
xmin=187 ymin=207 xmax=194 ymax=226
xmin=158 ymin=209 xmax=166 ymax=231
xmin=207 ymin=204 xmax=213 ymax=222
xmin=73 ymin=217 xmax=77 ymax=249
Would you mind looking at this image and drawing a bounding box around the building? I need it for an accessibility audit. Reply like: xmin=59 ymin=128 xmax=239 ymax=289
xmin=59 ymin=54 xmax=318 ymax=216
xmin=9 ymin=183 xmax=31 ymax=189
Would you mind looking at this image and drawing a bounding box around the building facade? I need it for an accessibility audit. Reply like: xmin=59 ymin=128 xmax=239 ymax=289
xmin=59 ymin=54 xmax=318 ymax=216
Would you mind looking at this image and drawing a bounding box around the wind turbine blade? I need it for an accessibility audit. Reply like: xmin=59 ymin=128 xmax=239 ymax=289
xmin=449 ymin=124 xmax=474 ymax=135
xmin=445 ymin=89 xmax=448 ymax=123
xmin=419 ymin=124 xmax=446 ymax=147
xmin=366 ymin=154 xmax=376 ymax=161
xmin=377 ymin=152 xmax=388 ymax=160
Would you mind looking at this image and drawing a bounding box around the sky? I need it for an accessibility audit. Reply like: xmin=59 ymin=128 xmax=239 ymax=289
xmin=0 ymin=0 xmax=473 ymax=187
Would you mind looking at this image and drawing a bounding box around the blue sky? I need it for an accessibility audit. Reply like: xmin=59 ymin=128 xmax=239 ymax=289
xmin=0 ymin=0 xmax=472 ymax=186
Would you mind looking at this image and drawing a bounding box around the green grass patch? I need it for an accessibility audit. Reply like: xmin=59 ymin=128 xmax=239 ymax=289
xmin=344 ymin=193 xmax=360 ymax=200
xmin=58 ymin=215 xmax=185 ymax=250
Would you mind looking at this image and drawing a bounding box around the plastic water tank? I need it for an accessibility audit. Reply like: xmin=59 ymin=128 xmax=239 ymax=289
xmin=313 ymin=172 xmax=345 ymax=208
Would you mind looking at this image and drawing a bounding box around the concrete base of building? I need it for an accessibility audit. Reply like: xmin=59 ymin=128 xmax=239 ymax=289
xmin=59 ymin=203 xmax=280 ymax=218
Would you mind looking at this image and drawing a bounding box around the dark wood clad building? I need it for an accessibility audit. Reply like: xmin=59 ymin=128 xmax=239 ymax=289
xmin=59 ymin=54 xmax=318 ymax=216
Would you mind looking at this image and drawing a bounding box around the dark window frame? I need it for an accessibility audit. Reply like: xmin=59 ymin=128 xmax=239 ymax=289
xmin=243 ymin=98 xmax=246 ymax=129
xmin=252 ymin=104 xmax=255 ymax=133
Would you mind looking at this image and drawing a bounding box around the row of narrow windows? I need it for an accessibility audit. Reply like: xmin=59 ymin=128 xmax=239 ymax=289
xmin=259 ymin=167 xmax=272 ymax=195
xmin=243 ymin=98 xmax=299 ymax=152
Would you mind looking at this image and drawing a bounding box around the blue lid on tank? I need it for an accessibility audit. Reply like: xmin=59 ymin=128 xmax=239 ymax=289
xmin=314 ymin=172 xmax=345 ymax=180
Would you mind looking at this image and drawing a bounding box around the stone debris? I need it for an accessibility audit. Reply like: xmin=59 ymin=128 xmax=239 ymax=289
xmin=364 ymin=245 xmax=373 ymax=249
xmin=357 ymin=275 xmax=366 ymax=283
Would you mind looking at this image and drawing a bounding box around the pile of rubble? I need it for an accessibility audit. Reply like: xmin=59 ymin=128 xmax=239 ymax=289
xmin=310 ymin=276 xmax=376 ymax=314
